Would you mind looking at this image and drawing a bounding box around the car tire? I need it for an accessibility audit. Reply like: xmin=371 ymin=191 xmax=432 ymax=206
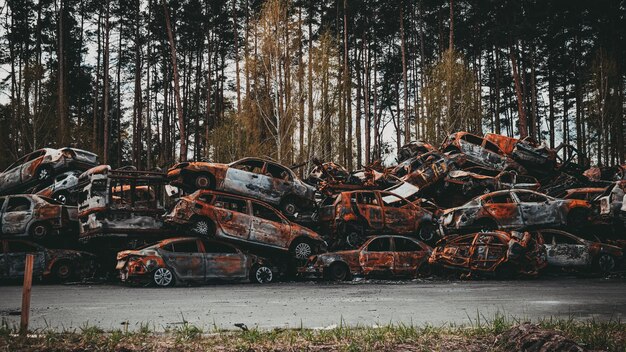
xmin=281 ymin=199 xmax=299 ymax=218
xmin=190 ymin=219 xmax=214 ymax=237
xmin=326 ymin=262 xmax=349 ymax=281
xmin=594 ymin=253 xmax=616 ymax=274
xmin=153 ymin=267 xmax=175 ymax=287
xmin=251 ymin=265 xmax=274 ymax=284
xmin=291 ymin=238 xmax=314 ymax=260
xmin=416 ymin=262 xmax=432 ymax=278
xmin=29 ymin=222 xmax=51 ymax=241
xmin=417 ymin=222 xmax=437 ymax=243
xmin=194 ymin=174 xmax=212 ymax=189
xmin=52 ymin=261 xmax=74 ymax=282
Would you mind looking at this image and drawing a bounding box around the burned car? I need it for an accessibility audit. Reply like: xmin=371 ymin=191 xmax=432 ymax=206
xmin=596 ymin=181 xmax=626 ymax=227
xmin=0 ymin=194 xmax=77 ymax=241
xmin=441 ymin=132 xmax=524 ymax=173
xmin=35 ymin=170 xmax=81 ymax=205
xmin=319 ymin=190 xmax=437 ymax=248
xmin=440 ymin=189 xmax=591 ymax=234
xmin=561 ymin=187 xmax=606 ymax=202
xmin=167 ymin=157 xmax=316 ymax=218
xmin=442 ymin=168 xmax=540 ymax=207
xmin=308 ymin=160 xmax=397 ymax=195
xmin=584 ymin=165 xmax=626 ymax=183
xmin=390 ymin=151 xmax=455 ymax=191
xmin=0 ymin=239 xmax=96 ymax=282
xmin=165 ymin=190 xmax=326 ymax=260
xmin=0 ymin=147 xmax=98 ymax=195
xmin=429 ymin=231 xmax=547 ymax=278
xmin=299 ymin=235 xmax=432 ymax=281
xmin=533 ymin=229 xmax=622 ymax=274
xmin=77 ymin=166 xmax=171 ymax=243
xmin=116 ymin=237 xmax=276 ymax=287
xmin=396 ymin=140 xmax=436 ymax=163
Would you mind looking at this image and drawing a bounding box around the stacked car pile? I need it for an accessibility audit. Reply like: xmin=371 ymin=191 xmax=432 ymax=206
xmin=0 ymin=131 xmax=624 ymax=286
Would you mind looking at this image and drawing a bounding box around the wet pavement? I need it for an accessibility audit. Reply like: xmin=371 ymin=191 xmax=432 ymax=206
xmin=1 ymin=277 xmax=625 ymax=332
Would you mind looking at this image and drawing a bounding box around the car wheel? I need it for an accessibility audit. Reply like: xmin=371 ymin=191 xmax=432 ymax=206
xmin=36 ymin=167 xmax=52 ymax=182
xmin=346 ymin=228 xmax=365 ymax=248
xmin=54 ymin=191 xmax=69 ymax=205
xmin=194 ymin=174 xmax=212 ymax=189
xmin=153 ymin=267 xmax=175 ymax=287
xmin=291 ymin=239 xmax=313 ymax=260
xmin=281 ymin=200 xmax=298 ymax=217
xmin=417 ymin=222 xmax=436 ymax=242
xmin=190 ymin=219 xmax=213 ymax=237
xmin=416 ymin=263 xmax=432 ymax=278
xmin=30 ymin=222 xmax=50 ymax=241
xmin=595 ymin=253 xmax=616 ymax=274
xmin=251 ymin=265 xmax=274 ymax=284
xmin=53 ymin=261 xmax=74 ymax=282
xmin=327 ymin=262 xmax=349 ymax=281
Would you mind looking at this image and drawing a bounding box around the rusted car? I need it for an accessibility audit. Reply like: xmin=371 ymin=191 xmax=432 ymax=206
xmin=442 ymin=168 xmax=540 ymax=206
xmin=596 ymin=181 xmax=626 ymax=227
xmin=0 ymin=239 xmax=96 ymax=282
xmin=167 ymin=157 xmax=317 ymax=218
xmin=429 ymin=231 xmax=547 ymax=278
xmin=441 ymin=132 xmax=524 ymax=173
xmin=35 ymin=170 xmax=81 ymax=204
xmin=165 ymin=190 xmax=326 ymax=260
xmin=0 ymin=147 xmax=98 ymax=195
xmin=299 ymin=235 xmax=432 ymax=281
xmin=584 ymin=165 xmax=626 ymax=182
xmin=0 ymin=194 xmax=77 ymax=241
xmin=391 ymin=151 xmax=455 ymax=191
xmin=440 ymin=189 xmax=591 ymax=234
xmin=308 ymin=160 xmax=397 ymax=195
xmin=77 ymin=166 xmax=171 ymax=242
xmin=116 ymin=237 xmax=276 ymax=286
xmin=319 ymin=190 xmax=436 ymax=248
xmin=533 ymin=229 xmax=622 ymax=274
xmin=561 ymin=187 xmax=606 ymax=201
xmin=396 ymin=140 xmax=436 ymax=163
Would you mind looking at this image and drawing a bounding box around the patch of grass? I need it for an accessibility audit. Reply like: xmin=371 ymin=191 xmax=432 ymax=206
xmin=173 ymin=321 xmax=203 ymax=342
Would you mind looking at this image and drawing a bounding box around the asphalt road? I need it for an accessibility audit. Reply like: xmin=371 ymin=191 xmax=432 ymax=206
xmin=1 ymin=278 xmax=625 ymax=332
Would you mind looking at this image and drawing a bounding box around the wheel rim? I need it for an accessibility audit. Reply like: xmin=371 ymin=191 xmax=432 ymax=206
xmin=154 ymin=268 xmax=173 ymax=287
xmin=195 ymin=176 xmax=210 ymax=188
xmin=346 ymin=232 xmax=362 ymax=248
xmin=33 ymin=225 xmax=47 ymax=239
xmin=38 ymin=168 xmax=50 ymax=180
xmin=294 ymin=242 xmax=312 ymax=259
xmin=57 ymin=265 xmax=70 ymax=279
xmin=255 ymin=266 xmax=273 ymax=283
xmin=192 ymin=221 xmax=210 ymax=236
xmin=419 ymin=225 xmax=434 ymax=242
xmin=56 ymin=194 xmax=67 ymax=204
xmin=283 ymin=203 xmax=297 ymax=215
xmin=599 ymin=255 xmax=615 ymax=272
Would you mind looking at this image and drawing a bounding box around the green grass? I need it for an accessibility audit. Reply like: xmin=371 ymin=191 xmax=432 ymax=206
xmin=0 ymin=315 xmax=624 ymax=351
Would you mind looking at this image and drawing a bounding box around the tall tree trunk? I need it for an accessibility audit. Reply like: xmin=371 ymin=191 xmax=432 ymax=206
xmin=163 ymin=0 xmax=187 ymax=162
xmin=133 ymin=0 xmax=142 ymax=168
xmin=400 ymin=3 xmax=409 ymax=144
xmin=103 ymin=0 xmax=110 ymax=164
xmin=343 ymin=0 xmax=352 ymax=169
xmin=92 ymin=9 xmax=102 ymax=154
xmin=232 ymin=0 xmax=241 ymax=111
xmin=57 ymin=0 xmax=68 ymax=146
xmin=510 ymin=44 xmax=527 ymax=138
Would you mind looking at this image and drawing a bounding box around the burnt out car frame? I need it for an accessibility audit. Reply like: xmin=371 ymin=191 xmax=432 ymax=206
xmin=396 ymin=140 xmax=436 ymax=163
xmin=533 ymin=229 xmax=622 ymax=274
xmin=116 ymin=237 xmax=276 ymax=287
xmin=391 ymin=151 xmax=455 ymax=192
xmin=0 ymin=194 xmax=77 ymax=241
xmin=441 ymin=132 xmax=524 ymax=172
xmin=440 ymin=189 xmax=590 ymax=234
xmin=35 ymin=170 xmax=81 ymax=205
xmin=0 ymin=148 xmax=98 ymax=195
xmin=299 ymin=235 xmax=432 ymax=281
xmin=167 ymin=157 xmax=317 ymax=218
xmin=165 ymin=190 xmax=326 ymax=260
xmin=319 ymin=190 xmax=437 ymax=248
xmin=0 ymin=239 xmax=96 ymax=282
xmin=429 ymin=231 xmax=547 ymax=278
xmin=77 ymin=166 xmax=172 ymax=243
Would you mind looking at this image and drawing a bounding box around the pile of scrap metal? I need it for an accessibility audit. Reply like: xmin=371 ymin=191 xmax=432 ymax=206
xmin=1 ymin=130 xmax=625 ymax=285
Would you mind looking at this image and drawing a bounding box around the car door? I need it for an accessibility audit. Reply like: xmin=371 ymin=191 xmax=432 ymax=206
xmin=159 ymin=239 xmax=205 ymax=281
xmin=359 ymin=237 xmax=394 ymax=276
xmin=2 ymin=196 xmax=34 ymax=235
xmin=481 ymin=192 xmax=524 ymax=228
xmin=249 ymin=201 xmax=291 ymax=248
xmin=223 ymin=159 xmax=281 ymax=205
xmin=0 ymin=155 xmax=28 ymax=192
xmin=5 ymin=240 xmax=46 ymax=278
xmin=469 ymin=233 xmax=507 ymax=271
xmin=541 ymin=231 xmax=591 ymax=267
xmin=392 ymin=237 xmax=428 ymax=276
xmin=514 ymin=191 xmax=560 ymax=227
xmin=354 ymin=192 xmax=384 ymax=230
xmin=379 ymin=193 xmax=418 ymax=233
xmin=202 ymin=240 xmax=248 ymax=280
xmin=212 ymin=195 xmax=252 ymax=241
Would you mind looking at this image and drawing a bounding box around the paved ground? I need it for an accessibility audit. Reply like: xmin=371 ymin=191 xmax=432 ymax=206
xmin=1 ymin=278 xmax=625 ymax=332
